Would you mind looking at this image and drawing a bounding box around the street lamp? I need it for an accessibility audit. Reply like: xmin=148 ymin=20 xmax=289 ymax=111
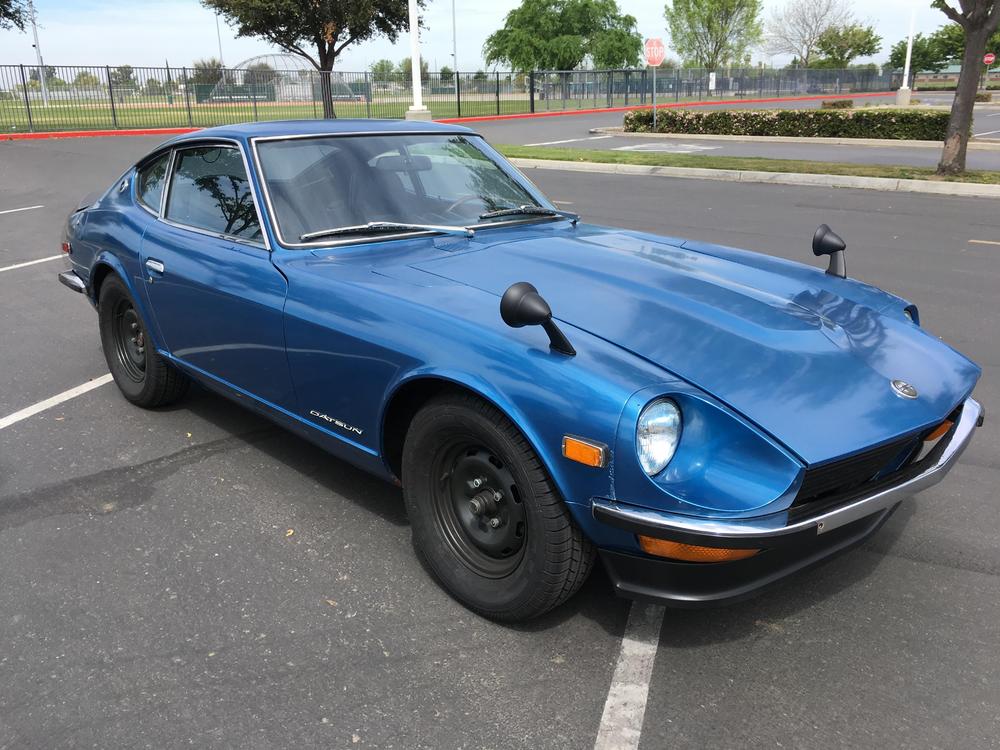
xmin=28 ymin=0 xmax=48 ymax=106
xmin=405 ymin=0 xmax=431 ymax=120
xmin=896 ymin=9 xmax=915 ymax=106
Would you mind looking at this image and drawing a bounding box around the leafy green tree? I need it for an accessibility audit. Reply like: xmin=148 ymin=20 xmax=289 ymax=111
xmin=0 ymin=0 xmax=27 ymax=30
xmin=473 ymin=69 xmax=488 ymax=80
xmin=28 ymin=65 xmax=57 ymax=83
xmin=888 ymin=33 xmax=948 ymax=79
xmin=244 ymin=61 xmax=275 ymax=85
xmin=932 ymin=0 xmax=1000 ymax=175
xmin=439 ymin=64 xmax=454 ymax=79
xmin=930 ymin=19 xmax=1000 ymax=61
xmin=398 ymin=56 xmax=429 ymax=83
xmin=110 ymin=65 xmax=136 ymax=87
xmin=484 ymin=0 xmax=641 ymax=72
xmin=73 ymin=70 xmax=101 ymax=87
xmin=664 ymin=0 xmax=763 ymax=71
xmin=813 ymin=23 xmax=881 ymax=68
xmin=144 ymin=78 xmax=165 ymax=95
xmin=764 ymin=0 xmax=852 ymax=68
xmin=370 ymin=58 xmax=396 ymax=78
xmin=203 ymin=0 xmax=416 ymax=118
xmin=191 ymin=58 xmax=224 ymax=86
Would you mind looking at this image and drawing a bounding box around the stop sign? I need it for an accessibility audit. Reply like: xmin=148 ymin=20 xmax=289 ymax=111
xmin=644 ymin=38 xmax=666 ymax=67
xmin=985 ymin=52 xmax=996 ymax=66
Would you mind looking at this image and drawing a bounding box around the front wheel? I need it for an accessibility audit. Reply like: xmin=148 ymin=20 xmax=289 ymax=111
xmin=98 ymin=274 xmax=189 ymax=408
xmin=402 ymin=392 xmax=595 ymax=620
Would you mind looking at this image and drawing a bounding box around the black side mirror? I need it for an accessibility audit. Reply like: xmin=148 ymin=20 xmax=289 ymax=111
xmin=812 ymin=224 xmax=847 ymax=278
xmin=500 ymin=282 xmax=576 ymax=356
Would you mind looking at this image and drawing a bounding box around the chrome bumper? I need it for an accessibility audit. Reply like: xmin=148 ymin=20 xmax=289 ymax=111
xmin=593 ymin=397 xmax=983 ymax=545
xmin=58 ymin=270 xmax=86 ymax=293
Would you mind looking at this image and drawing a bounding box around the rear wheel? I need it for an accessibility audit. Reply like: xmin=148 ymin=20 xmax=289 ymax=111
xmin=402 ymin=392 xmax=594 ymax=620
xmin=98 ymin=274 xmax=189 ymax=408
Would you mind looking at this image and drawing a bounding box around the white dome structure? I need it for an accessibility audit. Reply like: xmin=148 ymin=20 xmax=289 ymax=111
xmin=211 ymin=53 xmax=354 ymax=101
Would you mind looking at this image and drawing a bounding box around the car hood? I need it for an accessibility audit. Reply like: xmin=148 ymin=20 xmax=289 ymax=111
xmin=414 ymin=228 xmax=980 ymax=465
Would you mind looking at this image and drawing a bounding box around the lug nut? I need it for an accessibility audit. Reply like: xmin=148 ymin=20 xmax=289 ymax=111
xmin=489 ymin=517 xmax=501 ymax=529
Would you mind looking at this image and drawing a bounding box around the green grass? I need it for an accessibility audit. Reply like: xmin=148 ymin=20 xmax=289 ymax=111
xmin=497 ymin=145 xmax=1000 ymax=184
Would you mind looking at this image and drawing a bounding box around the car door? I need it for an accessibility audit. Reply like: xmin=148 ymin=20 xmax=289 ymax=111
xmin=139 ymin=141 xmax=295 ymax=409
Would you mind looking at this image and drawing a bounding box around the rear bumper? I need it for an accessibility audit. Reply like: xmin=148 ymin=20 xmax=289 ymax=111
xmin=593 ymin=396 xmax=983 ymax=607
xmin=58 ymin=269 xmax=86 ymax=293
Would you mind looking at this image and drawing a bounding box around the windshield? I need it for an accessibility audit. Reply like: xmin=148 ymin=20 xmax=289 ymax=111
xmin=254 ymin=134 xmax=546 ymax=245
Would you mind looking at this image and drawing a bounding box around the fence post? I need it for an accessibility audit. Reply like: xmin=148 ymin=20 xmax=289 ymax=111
xmin=251 ymin=82 xmax=259 ymax=121
xmin=182 ymin=67 xmax=193 ymax=126
xmin=455 ymin=71 xmax=461 ymax=118
xmin=495 ymin=71 xmax=501 ymax=116
xmin=18 ymin=64 xmax=34 ymax=132
xmin=364 ymin=71 xmax=372 ymax=118
xmin=529 ymin=71 xmax=535 ymax=113
xmin=105 ymin=66 xmax=119 ymax=129
xmin=674 ymin=69 xmax=680 ymax=102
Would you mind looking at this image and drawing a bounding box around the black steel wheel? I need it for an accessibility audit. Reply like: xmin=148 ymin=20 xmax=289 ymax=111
xmin=98 ymin=274 xmax=190 ymax=408
xmin=402 ymin=391 xmax=595 ymax=621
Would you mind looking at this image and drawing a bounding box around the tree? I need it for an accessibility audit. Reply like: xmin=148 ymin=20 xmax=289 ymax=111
xmin=190 ymin=57 xmax=224 ymax=86
xmin=370 ymin=58 xmax=396 ymax=79
xmin=145 ymin=78 xmax=165 ymax=95
xmin=664 ymin=0 xmax=763 ymax=71
xmin=244 ymin=61 xmax=275 ymax=86
xmin=203 ymin=0 xmax=415 ymax=119
xmin=28 ymin=65 xmax=57 ymax=83
xmin=483 ymin=0 xmax=641 ymax=72
xmin=888 ymin=33 xmax=948 ymax=81
xmin=765 ymin=0 xmax=853 ymax=68
xmin=73 ymin=70 xmax=101 ymax=87
xmin=930 ymin=19 xmax=1000 ymax=61
xmin=813 ymin=23 xmax=881 ymax=68
xmin=109 ymin=65 xmax=136 ymax=88
xmin=398 ymin=56 xmax=429 ymax=84
xmin=439 ymin=64 xmax=454 ymax=79
xmin=0 ymin=0 xmax=27 ymax=30
xmin=933 ymin=0 xmax=1000 ymax=174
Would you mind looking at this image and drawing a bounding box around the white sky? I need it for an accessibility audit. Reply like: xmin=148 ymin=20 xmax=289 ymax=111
xmin=0 ymin=0 xmax=954 ymax=72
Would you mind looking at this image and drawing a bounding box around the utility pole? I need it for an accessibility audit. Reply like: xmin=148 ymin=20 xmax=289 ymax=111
xmin=896 ymin=8 xmax=915 ymax=106
xmin=451 ymin=0 xmax=458 ymax=72
xmin=28 ymin=0 xmax=48 ymax=106
xmin=215 ymin=11 xmax=225 ymax=65
xmin=405 ymin=0 xmax=431 ymax=119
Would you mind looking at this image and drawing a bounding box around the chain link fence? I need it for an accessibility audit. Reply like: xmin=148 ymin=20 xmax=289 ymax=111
xmin=0 ymin=64 xmax=897 ymax=134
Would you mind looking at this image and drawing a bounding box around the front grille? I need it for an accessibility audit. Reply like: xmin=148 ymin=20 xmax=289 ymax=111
xmin=793 ymin=433 xmax=921 ymax=509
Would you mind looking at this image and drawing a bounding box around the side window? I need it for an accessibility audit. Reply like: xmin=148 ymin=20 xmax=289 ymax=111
xmin=165 ymin=145 xmax=262 ymax=242
xmin=136 ymin=152 xmax=170 ymax=213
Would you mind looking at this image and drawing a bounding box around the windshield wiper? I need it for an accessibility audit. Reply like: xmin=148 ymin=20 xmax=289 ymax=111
xmin=478 ymin=204 xmax=579 ymax=224
xmin=300 ymin=221 xmax=474 ymax=242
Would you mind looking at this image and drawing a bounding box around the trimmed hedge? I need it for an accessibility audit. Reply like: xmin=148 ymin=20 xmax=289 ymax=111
xmin=623 ymin=108 xmax=950 ymax=140
xmin=975 ymin=92 xmax=993 ymax=102
xmin=820 ymin=99 xmax=853 ymax=109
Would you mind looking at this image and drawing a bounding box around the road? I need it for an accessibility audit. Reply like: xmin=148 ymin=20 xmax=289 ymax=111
xmin=0 ymin=135 xmax=998 ymax=749
xmin=472 ymin=92 xmax=1000 ymax=170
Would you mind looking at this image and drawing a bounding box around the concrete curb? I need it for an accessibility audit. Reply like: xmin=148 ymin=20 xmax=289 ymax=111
xmin=587 ymin=127 xmax=1000 ymax=150
xmin=508 ymin=157 xmax=1000 ymax=198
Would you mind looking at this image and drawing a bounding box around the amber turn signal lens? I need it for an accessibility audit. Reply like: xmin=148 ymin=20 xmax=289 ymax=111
xmin=924 ymin=420 xmax=953 ymax=442
xmin=562 ymin=436 xmax=606 ymax=468
xmin=638 ymin=536 xmax=760 ymax=563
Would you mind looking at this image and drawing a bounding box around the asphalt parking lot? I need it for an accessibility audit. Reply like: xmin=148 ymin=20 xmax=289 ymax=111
xmin=1 ymin=133 xmax=999 ymax=749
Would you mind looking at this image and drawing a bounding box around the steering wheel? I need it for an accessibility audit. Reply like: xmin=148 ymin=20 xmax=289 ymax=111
xmin=445 ymin=194 xmax=483 ymax=214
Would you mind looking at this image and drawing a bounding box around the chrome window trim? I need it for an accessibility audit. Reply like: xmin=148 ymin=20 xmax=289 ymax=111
xmin=159 ymin=137 xmax=270 ymax=251
xmin=248 ymin=132 xmax=559 ymax=250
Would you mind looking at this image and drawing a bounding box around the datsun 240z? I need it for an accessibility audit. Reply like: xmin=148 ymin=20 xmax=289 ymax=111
xmin=59 ymin=120 xmax=983 ymax=620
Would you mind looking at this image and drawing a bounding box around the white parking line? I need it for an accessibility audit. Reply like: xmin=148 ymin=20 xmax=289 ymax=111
xmin=974 ymin=129 xmax=1000 ymax=137
xmin=523 ymin=135 xmax=614 ymax=147
xmin=969 ymin=239 xmax=1000 ymax=246
xmin=0 ymin=255 xmax=63 ymax=273
xmin=0 ymin=374 xmax=113 ymax=431
xmin=0 ymin=205 xmax=43 ymax=216
xmin=594 ymin=602 xmax=666 ymax=750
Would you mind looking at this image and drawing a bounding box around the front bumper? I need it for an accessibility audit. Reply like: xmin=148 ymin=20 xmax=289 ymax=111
xmin=593 ymin=396 xmax=983 ymax=607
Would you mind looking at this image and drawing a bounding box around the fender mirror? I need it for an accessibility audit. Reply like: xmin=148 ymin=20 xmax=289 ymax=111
xmin=500 ymin=282 xmax=576 ymax=356
xmin=812 ymin=224 xmax=847 ymax=278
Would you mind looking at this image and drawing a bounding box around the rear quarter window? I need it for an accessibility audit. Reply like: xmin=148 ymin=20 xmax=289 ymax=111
xmin=136 ymin=152 xmax=170 ymax=213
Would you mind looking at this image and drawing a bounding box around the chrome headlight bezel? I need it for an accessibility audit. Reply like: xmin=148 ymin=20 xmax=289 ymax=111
xmin=636 ymin=398 xmax=683 ymax=476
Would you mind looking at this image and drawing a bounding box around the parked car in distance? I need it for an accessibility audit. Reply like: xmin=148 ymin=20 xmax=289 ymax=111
xmin=59 ymin=120 xmax=983 ymax=620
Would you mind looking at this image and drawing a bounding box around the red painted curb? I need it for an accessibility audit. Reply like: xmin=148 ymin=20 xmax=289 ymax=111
xmin=3 ymin=127 xmax=199 ymax=141
xmin=2 ymin=91 xmax=895 ymax=139
xmin=438 ymin=91 xmax=895 ymax=124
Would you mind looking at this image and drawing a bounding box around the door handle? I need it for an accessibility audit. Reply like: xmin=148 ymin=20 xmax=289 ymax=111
xmin=145 ymin=259 xmax=165 ymax=275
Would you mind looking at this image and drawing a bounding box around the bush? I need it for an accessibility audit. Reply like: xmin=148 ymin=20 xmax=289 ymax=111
xmin=975 ymin=92 xmax=993 ymax=102
xmin=820 ymin=99 xmax=853 ymax=109
xmin=623 ymin=107 xmax=950 ymax=140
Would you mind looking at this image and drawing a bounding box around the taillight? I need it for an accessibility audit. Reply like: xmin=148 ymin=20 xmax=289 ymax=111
xmin=61 ymin=241 xmax=72 ymax=254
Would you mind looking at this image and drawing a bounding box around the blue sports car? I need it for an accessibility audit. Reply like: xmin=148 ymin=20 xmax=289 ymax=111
xmin=59 ymin=120 xmax=983 ymax=620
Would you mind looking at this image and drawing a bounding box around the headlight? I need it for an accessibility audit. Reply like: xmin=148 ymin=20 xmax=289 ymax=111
xmin=636 ymin=398 xmax=682 ymax=476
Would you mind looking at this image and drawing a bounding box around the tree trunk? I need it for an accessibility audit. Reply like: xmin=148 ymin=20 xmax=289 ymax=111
xmin=319 ymin=70 xmax=337 ymax=119
xmin=938 ymin=28 xmax=988 ymax=175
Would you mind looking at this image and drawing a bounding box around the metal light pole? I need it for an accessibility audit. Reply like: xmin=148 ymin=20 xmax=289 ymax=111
xmin=451 ymin=0 xmax=458 ymax=71
xmin=896 ymin=9 xmax=915 ymax=106
xmin=28 ymin=0 xmax=48 ymax=106
xmin=405 ymin=0 xmax=431 ymax=119
xmin=215 ymin=12 xmax=226 ymax=65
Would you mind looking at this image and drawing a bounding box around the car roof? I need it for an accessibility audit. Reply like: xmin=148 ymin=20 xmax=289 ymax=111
xmin=166 ymin=119 xmax=477 ymax=145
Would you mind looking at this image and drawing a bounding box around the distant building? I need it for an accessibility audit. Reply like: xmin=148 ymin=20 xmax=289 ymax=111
xmin=914 ymin=63 xmax=999 ymax=85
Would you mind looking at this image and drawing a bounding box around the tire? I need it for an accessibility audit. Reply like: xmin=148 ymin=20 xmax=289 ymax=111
xmin=98 ymin=274 xmax=189 ymax=408
xmin=401 ymin=392 xmax=595 ymax=621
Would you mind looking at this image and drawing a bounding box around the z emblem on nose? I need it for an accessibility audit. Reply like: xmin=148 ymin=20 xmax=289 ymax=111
xmin=891 ymin=379 xmax=918 ymax=399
